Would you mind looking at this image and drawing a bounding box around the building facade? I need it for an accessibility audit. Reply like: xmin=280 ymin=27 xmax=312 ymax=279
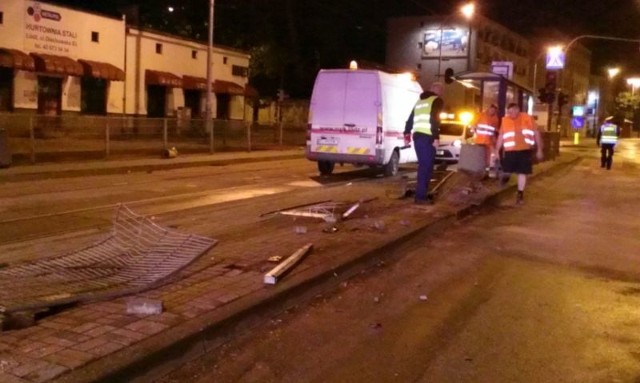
xmin=387 ymin=14 xmax=532 ymax=112
xmin=0 ymin=0 xmax=254 ymax=121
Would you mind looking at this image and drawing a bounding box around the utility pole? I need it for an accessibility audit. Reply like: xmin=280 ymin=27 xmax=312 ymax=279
xmin=206 ymin=0 xmax=214 ymax=153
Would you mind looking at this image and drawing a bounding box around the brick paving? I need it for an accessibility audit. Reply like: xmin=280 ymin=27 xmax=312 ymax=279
xmin=0 ymin=146 xmax=579 ymax=382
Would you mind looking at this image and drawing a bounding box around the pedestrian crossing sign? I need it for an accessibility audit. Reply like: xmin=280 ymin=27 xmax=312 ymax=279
xmin=546 ymin=50 xmax=565 ymax=70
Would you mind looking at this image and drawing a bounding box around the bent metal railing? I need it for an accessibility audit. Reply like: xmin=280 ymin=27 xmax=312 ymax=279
xmin=0 ymin=204 xmax=217 ymax=319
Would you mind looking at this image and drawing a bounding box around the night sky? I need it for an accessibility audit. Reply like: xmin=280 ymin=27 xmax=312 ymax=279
xmin=48 ymin=0 xmax=640 ymax=94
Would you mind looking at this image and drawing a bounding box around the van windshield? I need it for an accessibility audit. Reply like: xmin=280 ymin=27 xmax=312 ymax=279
xmin=439 ymin=123 xmax=464 ymax=136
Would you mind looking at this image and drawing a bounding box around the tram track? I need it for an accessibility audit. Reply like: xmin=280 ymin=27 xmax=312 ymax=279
xmin=0 ymin=166 xmax=405 ymax=247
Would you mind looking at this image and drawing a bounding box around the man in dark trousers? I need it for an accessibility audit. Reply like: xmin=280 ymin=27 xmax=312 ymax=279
xmin=404 ymin=82 xmax=443 ymax=205
xmin=597 ymin=116 xmax=621 ymax=170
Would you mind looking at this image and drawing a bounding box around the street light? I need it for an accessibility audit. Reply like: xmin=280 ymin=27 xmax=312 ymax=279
xmin=626 ymin=77 xmax=640 ymax=96
xmin=608 ymin=67 xmax=620 ymax=79
xmin=435 ymin=2 xmax=475 ymax=82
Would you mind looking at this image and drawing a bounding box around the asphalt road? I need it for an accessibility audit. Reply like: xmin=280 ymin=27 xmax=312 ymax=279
xmin=154 ymin=139 xmax=640 ymax=383
xmin=0 ymin=158 xmax=396 ymax=259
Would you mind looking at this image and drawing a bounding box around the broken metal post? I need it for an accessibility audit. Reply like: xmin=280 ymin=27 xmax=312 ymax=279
xmin=264 ymin=243 xmax=313 ymax=285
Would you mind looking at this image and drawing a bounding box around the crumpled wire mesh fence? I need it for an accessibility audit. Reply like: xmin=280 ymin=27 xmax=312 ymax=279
xmin=0 ymin=204 xmax=217 ymax=316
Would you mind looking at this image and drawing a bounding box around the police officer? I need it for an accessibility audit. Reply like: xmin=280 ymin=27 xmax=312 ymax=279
xmin=404 ymin=82 xmax=443 ymax=205
xmin=597 ymin=117 xmax=621 ymax=170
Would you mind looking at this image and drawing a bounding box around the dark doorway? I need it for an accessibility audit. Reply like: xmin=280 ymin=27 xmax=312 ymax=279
xmin=184 ymin=89 xmax=201 ymax=117
xmin=0 ymin=68 xmax=12 ymax=112
xmin=147 ymin=85 xmax=167 ymax=118
xmin=37 ymin=76 xmax=62 ymax=116
xmin=216 ymin=93 xmax=230 ymax=119
xmin=81 ymin=77 xmax=107 ymax=115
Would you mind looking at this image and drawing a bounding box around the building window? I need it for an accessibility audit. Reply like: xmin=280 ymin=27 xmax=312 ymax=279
xmin=223 ymin=56 xmax=228 ymax=64
xmin=192 ymin=50 xmax=197 ymax=59
xmin=156 ymin=43 xmax=163 ymax=54
xmin=91 ymin=31 xmax=99 ymax=43
xmin=232 ymin=65 xmax=248 ymax=77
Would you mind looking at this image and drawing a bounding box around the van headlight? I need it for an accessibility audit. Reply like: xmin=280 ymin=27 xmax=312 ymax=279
xmin=453 ymin=139 xmax=462 ymax=148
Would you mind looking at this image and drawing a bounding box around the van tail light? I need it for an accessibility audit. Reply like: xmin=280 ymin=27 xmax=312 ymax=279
xmin=376 ymin=126 xmax=383 ymax=144
xmin=306 ymin=123 xmax=311 ymax=141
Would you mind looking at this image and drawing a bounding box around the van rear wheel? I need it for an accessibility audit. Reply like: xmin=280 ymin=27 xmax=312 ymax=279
xmin=383 ymin=150 xmax=400 ymax=177
xmin=318 ymin=160 xmax=335 ymax=175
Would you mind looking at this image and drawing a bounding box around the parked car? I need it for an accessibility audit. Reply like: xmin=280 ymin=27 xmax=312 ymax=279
xmin=435 ymin=113 xmax=474 ymax=163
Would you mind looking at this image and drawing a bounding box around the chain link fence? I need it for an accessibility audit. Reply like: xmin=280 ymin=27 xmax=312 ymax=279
xmin=0 ymin=114 xmax=306 ymax=165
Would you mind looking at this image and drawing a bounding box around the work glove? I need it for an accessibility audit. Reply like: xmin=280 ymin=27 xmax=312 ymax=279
xmin=404 ymin=133 xmax=411 ymax=146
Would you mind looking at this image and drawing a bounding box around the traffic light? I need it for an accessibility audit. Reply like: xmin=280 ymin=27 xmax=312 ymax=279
xmin=444 ymin=68 xmax=454 ymax=84
xmin=538 ymin=88 xmax=547 ymax=103
xmin=537 ymin=87 xmax=555 ymax=104
xmin=544 ymin=71 xmax=557 ymax=93
xmin=558 ymin=92 xmax=569 ymax=107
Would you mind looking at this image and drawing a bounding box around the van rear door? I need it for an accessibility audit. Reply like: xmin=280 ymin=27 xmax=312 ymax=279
xmin=309 ymin=70 xmax=380 ymax=161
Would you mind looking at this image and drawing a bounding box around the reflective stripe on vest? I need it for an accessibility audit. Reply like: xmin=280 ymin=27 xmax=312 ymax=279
xmin=474 ymin=113 xmax=498 ymax=145
xmin=501 ymin=113 xmax=535 ymax=151
xmin=412 ymin=96 xmax=437 ymax=135
xmin=601 ymin=123 xmax=618 ymax=144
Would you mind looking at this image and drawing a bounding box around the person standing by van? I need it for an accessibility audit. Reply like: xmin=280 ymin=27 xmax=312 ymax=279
xmin=404 ymin=82 xmax=444 ymax=205
xmin=495 ymin=103 xmax=543 ymax=205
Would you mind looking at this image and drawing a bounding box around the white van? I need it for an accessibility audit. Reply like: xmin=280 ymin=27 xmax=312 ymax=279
xmin=306 ymin=68 xmax=423 ymax=176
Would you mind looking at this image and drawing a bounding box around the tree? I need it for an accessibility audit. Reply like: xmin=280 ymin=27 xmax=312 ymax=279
xmin=614 ymin=91 xmax=640 ymax=119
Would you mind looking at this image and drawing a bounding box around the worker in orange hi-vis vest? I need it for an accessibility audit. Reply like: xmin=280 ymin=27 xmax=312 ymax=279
xmin=495 ymin=103 xmax=543 ymax=205
xmin=473 ymin=104 xmax=499 ymax=169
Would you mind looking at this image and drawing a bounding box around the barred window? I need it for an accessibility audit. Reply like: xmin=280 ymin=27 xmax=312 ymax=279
xmin=232 ymin=65 xmax=249 ymax=77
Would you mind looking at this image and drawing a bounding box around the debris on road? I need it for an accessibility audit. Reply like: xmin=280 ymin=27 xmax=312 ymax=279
xmin=294 ymin=226 xmax=307 ymax=234
xmin=126 ymin=298 xmax=164 ymax=315
xmin=322 ymin=226 xmax=339 ymax=233
xmin=268 ymin=256 xmax=283 ymax=263
xmin=419 ymin=295 xmax=428 ymax=301
xmin=161 ymin=147 xmax=179 ymax=159
xmin=341 ymin=200 xmax=361 ymax=219
xmin=264 ymin=243 xmax=313 ymax=285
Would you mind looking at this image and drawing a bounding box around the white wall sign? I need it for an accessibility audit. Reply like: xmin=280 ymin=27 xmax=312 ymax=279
xmin=491 ymin=61 xmax=513 ymax=79
xmin=24 ymin=1 xmax=78 ymax=56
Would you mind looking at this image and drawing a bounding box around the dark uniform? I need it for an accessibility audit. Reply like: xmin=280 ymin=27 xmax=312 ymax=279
xmin=404 ymin=90 xmax=443 ymax=204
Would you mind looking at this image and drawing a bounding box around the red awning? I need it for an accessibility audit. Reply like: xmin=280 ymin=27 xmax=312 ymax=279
xmin=30 ymin=52 xmax=83 ymax=76
xmin=78 ymin=59 xmax=125 ymax=81
xmin=145 ymin=69 xmax=182 ymax=87
xmin=213 ymin=80 xmax=244 ymax=95
xmin=183 ymin=75 xmax=208 ymax=90
xmin=0 ymin=48 xmax=35 ymax=71
xmin=244 ymin=84 xmax=259 ymax=98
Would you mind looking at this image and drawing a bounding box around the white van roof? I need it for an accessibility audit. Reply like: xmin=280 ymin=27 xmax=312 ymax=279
xmin=310 ymin=69 xmax=422 ymax=131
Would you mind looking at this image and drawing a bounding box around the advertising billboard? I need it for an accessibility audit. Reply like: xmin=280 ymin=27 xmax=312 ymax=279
xmin=423 ymin=28 xmax=469 ymax=58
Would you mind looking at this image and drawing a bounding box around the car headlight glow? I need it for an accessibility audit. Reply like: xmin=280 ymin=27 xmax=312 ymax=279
xmin=453 ymin=139 xmax=462 ymax=148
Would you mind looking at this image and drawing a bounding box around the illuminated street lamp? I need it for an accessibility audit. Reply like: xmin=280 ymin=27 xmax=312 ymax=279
xmin=607 ymin=67 xmax=620 ymax=79
xmin=436 ymin=2 xmax=475 ymax=81
xmin=626 ymin=77 xmax=640 ymax=96
xmin=460 ymin=2 xmax=475 ymax=19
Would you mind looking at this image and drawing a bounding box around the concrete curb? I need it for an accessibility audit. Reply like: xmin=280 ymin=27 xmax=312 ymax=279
xmin=51 ymin=154 xmax=582 ymax=382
